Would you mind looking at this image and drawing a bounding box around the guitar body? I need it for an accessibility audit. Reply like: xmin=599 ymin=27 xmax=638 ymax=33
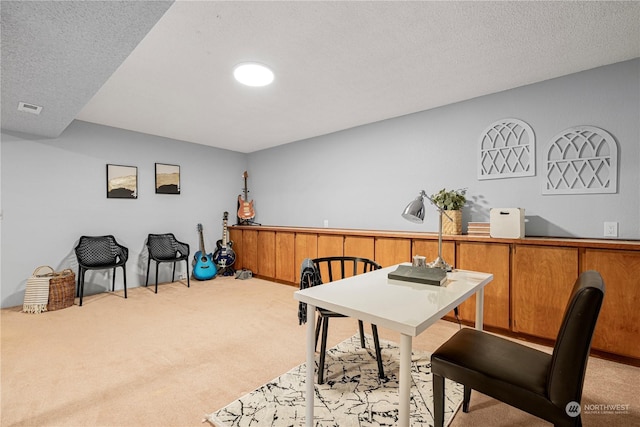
xmin=213 ymin=212 xmax=236 ymax=275
xmin=193 ymin=224 xmax=217 ymax=280
xmin=213 ymin=240 xmax=236 ymax=274
xmin=193 ymin=251 xmax=216 ymax=280
xmin=237 ymin=195 xmax=255 ymax=221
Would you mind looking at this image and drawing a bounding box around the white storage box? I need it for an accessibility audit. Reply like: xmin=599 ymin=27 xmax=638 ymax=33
xmin=490 ymin=208 xmax=525 ymax=238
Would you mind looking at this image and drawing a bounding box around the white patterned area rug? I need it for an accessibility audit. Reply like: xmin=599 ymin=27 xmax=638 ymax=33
xmin=205 ymin=334 xmax=463 ymax=427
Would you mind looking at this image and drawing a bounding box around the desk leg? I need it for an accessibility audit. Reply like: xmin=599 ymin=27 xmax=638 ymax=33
xmin=399 ymin=333 xmax=412 ymax=427
xmin=475 ymin=288 xmax=484 ymax=331
xmin=305 ymin=304 xmax=316 ymax=427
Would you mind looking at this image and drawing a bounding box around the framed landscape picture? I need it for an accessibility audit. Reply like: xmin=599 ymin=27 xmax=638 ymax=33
xmin=155 ymin=163 xmax=180 ymax=194
xmin=106 ymin=164 xmax=137 ymax=199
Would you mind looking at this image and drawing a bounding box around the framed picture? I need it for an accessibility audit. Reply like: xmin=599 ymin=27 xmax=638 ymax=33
xmin=155 ymin=163 xmax=180 ymax=194
xmin=106 ymin=164 xmax=138 ymax=199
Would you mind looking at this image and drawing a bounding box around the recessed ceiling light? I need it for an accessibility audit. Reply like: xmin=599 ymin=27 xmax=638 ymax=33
xmin=233 ymin=62 xmax=274 ymax=87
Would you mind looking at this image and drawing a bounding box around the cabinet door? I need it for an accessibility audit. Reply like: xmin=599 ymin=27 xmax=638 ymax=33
xmin=512 ymin=245 xmax=578 ymax=339
xmin=412 ymin=240 xmax=455 ymax=269
xmin=582 ymin=249 xmax=640 ymax=359
xmin=375 ymin=237 xmax=411 ymax=267
xmin=295 ymin=233 xmax=318 ymax=282
xmin=344 ymin=236 xmax=375 ymax=261
xmin=275 ymin=232 xmax=295 ymax=283
xmin=456 ymin=242 xmax=510 ymax=330
xmin=317 ymin=235 xmax=344 ymax=280
xmin=242 ymin=229 xmax=258 ymax=273
xmin=228 ymin=228 xmax=242 ymax=270
xmin=257 ymin=231 xmax=276 ymax=278
xmin=317 ymin=235 xmax=343 ymax=258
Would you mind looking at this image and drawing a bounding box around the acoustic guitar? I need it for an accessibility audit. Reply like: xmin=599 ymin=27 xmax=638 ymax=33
xmin=237 ymin=171 xmax=255 ymax=222
xmin=213 ymin=211 xmax=236 ymax=275
xmin=193 ymin=223 xmax=217 ymax=280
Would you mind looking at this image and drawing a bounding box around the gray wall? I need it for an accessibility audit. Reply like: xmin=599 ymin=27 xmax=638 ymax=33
xmin=1 ymin=121 xmax=246 ymax=308
xmin=248 ymin=59 xmax=640 ymax=239
xmin=2 ymin=59 xmax=638 ymax=308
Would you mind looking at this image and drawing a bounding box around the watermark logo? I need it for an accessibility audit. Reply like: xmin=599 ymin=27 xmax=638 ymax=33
xmin=565 ymin=401 xmax=631 ymax=417
xmin=566 ymin=401 xmax=581 ymax=417
xmin=583 ymin=403 xmax=631 ymax=415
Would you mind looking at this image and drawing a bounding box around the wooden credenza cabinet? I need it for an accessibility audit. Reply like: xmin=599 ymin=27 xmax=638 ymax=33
xmin=229 ymin=225 xmax=640 ymax=365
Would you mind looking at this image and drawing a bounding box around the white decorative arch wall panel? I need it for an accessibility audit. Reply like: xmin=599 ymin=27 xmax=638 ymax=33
xmin=543 ymin=126 xmax=618 ymax=194
xmin=478 ymin=118 xmax=535 ymax=180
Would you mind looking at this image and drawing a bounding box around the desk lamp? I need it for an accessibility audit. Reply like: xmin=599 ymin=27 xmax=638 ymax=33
xmin=402 ymin=190 xmax=453 ymax=271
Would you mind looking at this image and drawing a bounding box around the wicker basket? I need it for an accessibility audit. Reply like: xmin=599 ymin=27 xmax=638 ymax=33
xmin=48 ymin=269 xmax=75 ymax=311
xmin=442 ymin=210 xmax=463 ymax=235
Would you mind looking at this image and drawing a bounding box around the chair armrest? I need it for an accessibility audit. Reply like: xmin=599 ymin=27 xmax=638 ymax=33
xmin=117 ymin=244 xmax=129 ymax=262
xmin=175 ymin=241 xmax=189 ymax=257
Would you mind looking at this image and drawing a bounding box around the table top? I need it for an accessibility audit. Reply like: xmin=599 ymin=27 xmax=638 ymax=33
xmin=294 ymin=264 xmax=493 ymax=336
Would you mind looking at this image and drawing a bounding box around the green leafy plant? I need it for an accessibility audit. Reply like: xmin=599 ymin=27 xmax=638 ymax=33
xmin=430 ymin=188 xmax=467 ymax=210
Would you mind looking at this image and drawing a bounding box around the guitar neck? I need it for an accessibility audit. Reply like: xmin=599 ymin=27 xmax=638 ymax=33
xmin=199 ymin=230 xmax=206 ymax=254
xmin=242 ymin=171 xmax=249 ymax=201
xmin=222 ymin=219 xmax=228 ymax=246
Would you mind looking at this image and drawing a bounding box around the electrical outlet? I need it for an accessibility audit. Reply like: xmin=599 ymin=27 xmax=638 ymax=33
xmin=604 ymin=222 xmax=618 ymax=238
xmin=323 ymin=219 xmax=329 ymax=228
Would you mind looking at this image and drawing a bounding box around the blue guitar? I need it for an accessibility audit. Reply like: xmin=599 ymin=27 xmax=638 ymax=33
xmin=213 ymin=211 xmax=236 ymax=276
xmin=193 ymin=223 xmax=217 ymax=280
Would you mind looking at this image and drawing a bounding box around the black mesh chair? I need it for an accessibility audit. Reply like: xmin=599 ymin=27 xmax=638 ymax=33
xmin=431 ymin=270 xmax=605 ymax=427
xmin=145 ymin=233 xmax=190 ymax=293
xmin=74 ymin=235 xmax=128 ymax=307
xmin=311 ymin=256 xmax=385 ymax=384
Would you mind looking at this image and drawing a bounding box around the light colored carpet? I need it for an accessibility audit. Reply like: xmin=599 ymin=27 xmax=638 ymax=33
xmin=1 ymin=276 xmax=639 ymax=426
xmin=207 ymin=334 xmax=463 ymax=426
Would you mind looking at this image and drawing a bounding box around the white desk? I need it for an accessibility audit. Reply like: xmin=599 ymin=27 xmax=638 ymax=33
xmin=294 ymin=264 xmax=493 ymax=427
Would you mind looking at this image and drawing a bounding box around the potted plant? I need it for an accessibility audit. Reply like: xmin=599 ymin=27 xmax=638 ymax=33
xmin=430 ymin=188 xmax=467 ymax=235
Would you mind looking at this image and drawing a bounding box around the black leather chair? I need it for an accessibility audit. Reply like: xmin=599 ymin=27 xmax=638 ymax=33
xmin=74 ymin=235 xmax=129 ymax=307
xmin=145 ymin=233 xmax=190 ymax=293
xmin=431 ymin=270 xmax=605 ymax=427
xmin=310 ymin=256 xmax=385 ymax=384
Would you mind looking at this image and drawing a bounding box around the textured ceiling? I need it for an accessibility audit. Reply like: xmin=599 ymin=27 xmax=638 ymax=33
xmin=1 ymin=1 xmax=174 ymax=138
xmin=2 ymin=1 xmax=639 ymax=153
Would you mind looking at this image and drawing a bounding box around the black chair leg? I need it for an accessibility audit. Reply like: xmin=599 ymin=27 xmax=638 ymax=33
xmin=79 ymin=271 xmax=86 ymax=307
xmin=171 ymin=262 xmax=176 ymax=282
xmin=185 ymin=260 xmax=190 ymax=288
xmin=371 ymin=324 xmax=385 ymax=379
xmin=112 ymin=267 xmax=116 ymax=292
xmin=358 ymin=320 xmax=366 ymax=348
xmin=145 ymin=258 xmax=151 ymax=287
xmin=433 ymin=373 xmax=445 ymax=427
xmin=76 ymin=268 xmax=82 ymax=297
xmin=122 ymin=267 xmax=127 ymax=299
xmin=318 ymin=316 xmax=329 ymax=385
xmin=155 ymin=262 xmax=160 ymax=293
xmin=463 ymin=385 xmax=471 ymax=412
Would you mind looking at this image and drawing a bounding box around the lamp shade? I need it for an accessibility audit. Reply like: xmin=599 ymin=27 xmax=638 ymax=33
xmin=402 ymin=195 xmax=425 ymax=223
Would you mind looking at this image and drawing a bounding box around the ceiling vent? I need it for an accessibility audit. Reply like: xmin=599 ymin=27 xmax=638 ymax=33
xmin=18 ymin=102 xmax=43 ymax=115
